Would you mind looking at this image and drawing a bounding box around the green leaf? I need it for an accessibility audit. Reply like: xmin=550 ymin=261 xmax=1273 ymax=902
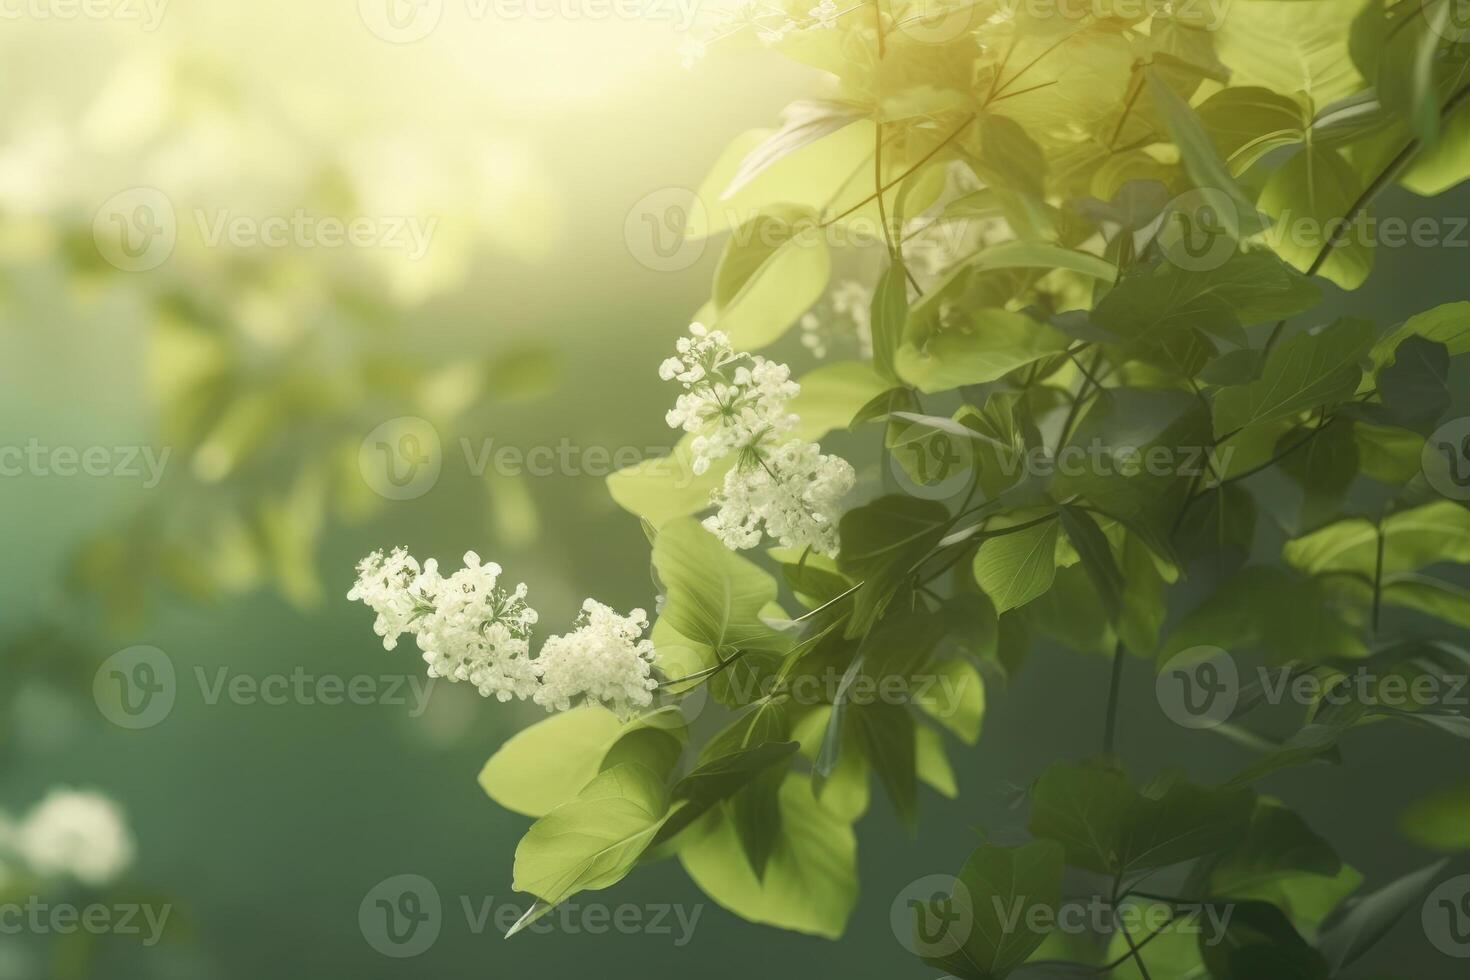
xmin=1377 ymin=336 xmax=1451 ymax=432
xmin=606 ymin=434 xmax=730 ymax=527
xmin=1380 ymin=573 xmax=1470 ymax=628
xmin=837 ymin=495 xmax=951 ymax=635
xmin=851 ymin=701 xmax=918 ymax=829
xmin=1199 ymin=900 xmax=1329 ymax=980
xmin=1147 ymin=68 xmax=1267 ymax=236
xmin=1402 ymin=97 xmax=1470 ymax=194
xmin=1197 ymin=86 xmax=1309 ymax=174
xmin=918 ymin=656 xmax=986 ymax=745
xmin=1093 ymin=250 xmax=1319 ymax=347
xmin=1258 ymin=146 xmax=1373 ymax=290
xmin=915 ymin=724 xmax=957 ymax=798
xmin=1161 ymin=565 xmax=1366 ymax=663
xmin=1401 ymin=780 xmax=1470 ymax=852
xmin=1027 ymin=762 xmax=1254 ymax=876
xmin=1283 ymin=500 xmax=1470 ymax=577
xmin=788 ymin=360 xmax=893 ymax=440
xmin=720 ymin=100 xmax=867 ymax=199
xmin=679 ymin=773 xmax=857 ymax=939
xmin=1059 ymin=506 xmax=1125 ymax=621
xmin=1212 ymin=318 xmax=1372 ymax=437
xmin=653 ymin=518 xmax=781 ymax=653
xmin=1369 ymin=301 xmax=1470 ymax=369
xmin=1316 ymin=860 xmax=1449 ymax=973
xmin=871 ymin=259 xmax=909 ymax=384
xmin=709 ymin=206 xmax=830 ymax=349
xmin=1216 ymin=0 xmax=1364 ymax=107
xmin=512 ymin=764 xmax=670 ymax=906
xmin=916 ymin=841 xmax=1066 ymax=980
xmin=1278 ymin=419 xmax=1359 ymax=528
xmin=1052 ymin=387 xmax=1208 ymax=563
xmin=480 ymin=706 xmax=660 ymax=817
xmin=896 ymin=309 xmax=1071 ymax=394
xmin=653 ymin=740 xmax=799 ymax=861
xmin=973 ymin=518 xmax=1061 ymax=614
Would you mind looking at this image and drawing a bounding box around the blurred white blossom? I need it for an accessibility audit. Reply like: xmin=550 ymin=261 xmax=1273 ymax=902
xmin=15 ymin=790 xmax=134 ymax=888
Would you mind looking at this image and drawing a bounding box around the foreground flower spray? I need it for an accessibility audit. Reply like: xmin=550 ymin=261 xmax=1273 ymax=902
xmin=349 ymin=326 xmax=854 ymax=714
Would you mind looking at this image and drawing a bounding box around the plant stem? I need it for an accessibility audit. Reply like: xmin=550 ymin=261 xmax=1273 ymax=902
xmin=1264 ymin=83 xmax=1470 ymax=353
xmin=1103 ymin=641 xmax=1126 ymax=757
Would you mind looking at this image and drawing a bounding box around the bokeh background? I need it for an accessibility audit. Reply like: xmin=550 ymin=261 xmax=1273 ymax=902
xmin=2 ymin=3 xmax=1469 ymax=977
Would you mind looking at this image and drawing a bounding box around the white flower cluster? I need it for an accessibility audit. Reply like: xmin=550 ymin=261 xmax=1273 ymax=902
xmin=661 ymin=323 xmax=799 ymax=475
xmin=660 ymin=323 xmax=855 ymax=557
xmin=800 ymin=279 xmax=875 ymax=360
xmin=0 ymin=789 xmax=135 ymax=888
xmin=676 ymin=0 xmax=846 ymax=69
xmin=348 ymin=552 xmax=656 ymax=716
xmin=532 ymin=601 xmax=657 ymax=716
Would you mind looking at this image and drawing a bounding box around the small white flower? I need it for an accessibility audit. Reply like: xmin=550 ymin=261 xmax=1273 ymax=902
xmin=414 ymin=552 xmax=541 ymax=702
xmin=705 ymin=439 xmax=855 ymax=557
xmin=16 ymin=790 xmax=134 ymax=888
xmin=758 ymin=19 xmax=795 ymax=42
xmin=533 ymin=601 xmax=658 ymax=717
xmin=345 ymin=547 xmax=438 ymax=651
xmin=808 ymin=0 xmax=840 ymax=28
xmin=678 ymin=34 xmax=707 ymax=70
xmin=660 ymin=323 xmax=800 ymax=475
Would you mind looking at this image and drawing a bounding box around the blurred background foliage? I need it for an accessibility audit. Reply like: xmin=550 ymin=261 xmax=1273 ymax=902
xmin=2 ymin=3 xmax=1469 ymax=978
